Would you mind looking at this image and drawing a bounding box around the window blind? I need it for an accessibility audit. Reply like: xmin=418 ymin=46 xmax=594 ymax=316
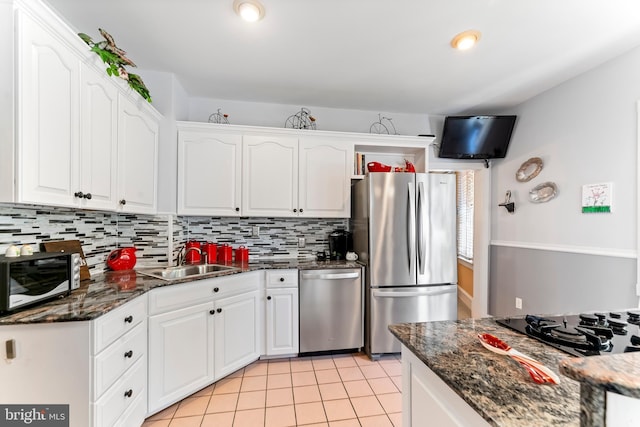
xmin=456 ymin=170 xmax=474 ymax=261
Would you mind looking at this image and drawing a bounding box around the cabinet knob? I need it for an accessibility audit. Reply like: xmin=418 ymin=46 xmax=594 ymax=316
xmin=124 ymin=350 xmax=133 ymax=358
xmin=209 ymin=309 xmax=215 ymax=315
xmin=124 ymin=315 xmax=133 ymax=324
xmin=235 ymin=207 xmax=240 ymax=212
xmin=267 ymin=296 xmax=272 ymax=300
xmin=300 ymin=209 xmax=304 ymax=213
xmin=217 ymin=308 xmax=222 ymax=313
xmin=213 ymin=287 xmax=219 ymax=293
xmin=279 ymin=277 xmax=285 ymax=282
xmin=74 ymin=191 xmax=84 ymax=198
xmin=124 ymin=389 xmax=133 ymax=398
xmin=293 ymin=209 xmax=297 ymax=213
xmin=83 ymin=193 xmax=92 ymax=200
xmin=119 ymin=199 xmax=127 ymax=205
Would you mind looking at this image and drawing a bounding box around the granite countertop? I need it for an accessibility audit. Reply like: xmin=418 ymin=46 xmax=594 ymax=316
xmin=560 ymin=353 xmax=640 ymax=399
xmin=389 ymin=319 xmax=581 ymax=427
xmin=0 ymin=259 xmax=361 ymax=325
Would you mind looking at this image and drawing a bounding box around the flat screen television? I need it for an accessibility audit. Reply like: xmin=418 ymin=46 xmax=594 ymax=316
xmin=438 ymin=115 xmax=517 ymax=160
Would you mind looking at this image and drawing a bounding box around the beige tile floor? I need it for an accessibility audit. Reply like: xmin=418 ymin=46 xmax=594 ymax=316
xmin=142 ymin=352 xmax=402 ymax=427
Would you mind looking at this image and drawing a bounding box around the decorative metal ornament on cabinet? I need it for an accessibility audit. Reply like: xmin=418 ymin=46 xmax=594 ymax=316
xmin=498 ymin=190 xmax=515 ymax=213
xmin=370 ymin=114 xmax=398 ymax=135
xmin=285 ymin=108 xmax=316 ymax=130
xmin=208 ymin=108 xmax=230 ymax=124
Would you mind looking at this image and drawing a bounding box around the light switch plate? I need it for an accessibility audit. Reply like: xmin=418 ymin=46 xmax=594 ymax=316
xmin=252 ymin=226 xmax=260 ymax=237
xmin=298 ymin=237 xmax=306 ymax=248
xmin=5 ymin=339 xmax=16 ymax=359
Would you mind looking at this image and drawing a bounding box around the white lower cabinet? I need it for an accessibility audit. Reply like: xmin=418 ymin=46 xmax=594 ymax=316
xmin=147 ymin=271 xmax=262 ymax=415
xmin=0 ymin=295 xmax=147 ymax=427
xmin=265 ymin=270 xmax=299 ymax=357
xmin=214 ymin=290 xmax=260 ymax=378
xmin=401 ymin=345 xmax=490 ymax=427
xmin=148 ymin=302 xmax=215 ymax=413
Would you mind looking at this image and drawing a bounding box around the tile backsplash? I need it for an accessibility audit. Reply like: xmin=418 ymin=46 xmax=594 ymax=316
xmin=0 ymin=203 xmax=348 ymax=275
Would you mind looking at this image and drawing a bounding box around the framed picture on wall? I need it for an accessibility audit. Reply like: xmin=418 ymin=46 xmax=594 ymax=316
xmin=581 ymin=182 xmax=612 ymax=213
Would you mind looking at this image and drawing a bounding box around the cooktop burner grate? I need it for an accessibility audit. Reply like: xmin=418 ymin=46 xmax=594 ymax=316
xmin=495 ymin=311 xmax=640 ymax=357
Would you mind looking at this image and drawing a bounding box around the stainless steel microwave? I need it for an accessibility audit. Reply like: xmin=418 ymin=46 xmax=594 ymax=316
xmin=0 ymin=252 xmax=81 ymax=313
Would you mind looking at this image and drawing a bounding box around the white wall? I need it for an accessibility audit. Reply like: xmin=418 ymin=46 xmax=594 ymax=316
xmin=492 ymin=46 xmax=640 ymax=252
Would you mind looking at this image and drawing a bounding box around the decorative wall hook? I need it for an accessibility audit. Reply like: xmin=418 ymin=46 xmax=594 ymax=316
xmin=498 ymin=190 xmax=515 ymax=213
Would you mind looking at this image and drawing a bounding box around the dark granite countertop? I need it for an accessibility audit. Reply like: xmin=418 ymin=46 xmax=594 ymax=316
xmin=560 ymin=353 xmax=640 ymax=399
xmin=389 ymin=319 xmax=581 ymax=427
xmin=0 ymin=259 xmax=361 ymax=325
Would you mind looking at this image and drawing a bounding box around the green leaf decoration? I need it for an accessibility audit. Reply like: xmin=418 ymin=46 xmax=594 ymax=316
xmin=78 ymin=29 xmax=152 ymax=103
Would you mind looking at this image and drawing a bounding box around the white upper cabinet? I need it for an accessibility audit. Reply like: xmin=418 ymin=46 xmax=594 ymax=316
xmin=6 ymin=0 xmax=162 ymax=213
xmin=79 ymin=63 xmax=119 ymax=210
xmin=117 ymin=93 xmax=159 ymax=214
xmin=16 ymin=7 xmax=80 ymax=207
xmin=177 ymin=130 xmax=242 ymax=216
xmin=175 ymin=123 xmax=355 ymax=218
xmin=299 ymin=137 xmax=353 ymax=218
xmin=242 ymin=134 xmax=299 ymax=217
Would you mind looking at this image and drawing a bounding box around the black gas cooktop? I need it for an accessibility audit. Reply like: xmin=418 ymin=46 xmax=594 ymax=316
xmin=495 ymin=311 xmax=640 ymax=357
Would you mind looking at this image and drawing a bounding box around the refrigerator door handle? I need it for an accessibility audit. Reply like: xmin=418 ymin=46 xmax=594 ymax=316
xmin=372 ymin=288 xmax=456 ymax=298
xmin=407 ymin=182 xmax=416 ymax=276
xmin=417 ymin=181 xmax=426 ymax=275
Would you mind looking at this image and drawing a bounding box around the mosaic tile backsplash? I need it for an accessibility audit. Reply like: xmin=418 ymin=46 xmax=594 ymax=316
xmin=0 ymin=203 xmax=348 ymax=275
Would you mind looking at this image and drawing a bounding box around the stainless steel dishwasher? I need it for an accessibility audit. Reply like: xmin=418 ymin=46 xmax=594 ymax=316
xmin=299 ymin=268 xmax=363 ymax=353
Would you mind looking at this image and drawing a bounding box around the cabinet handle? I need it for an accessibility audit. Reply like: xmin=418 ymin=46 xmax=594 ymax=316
xmin=217 ymin=308 xmax=222 ymax=313
xmin=74 ymin=191 xmax=84 ymax=198
xmin=267 ymin=296 xmax=272 ymax=300
xmin=213 ymin=287 xmax=219 ymax=293
xmin=83 ymin=193 xmax=92 ymax=200
xmin=209 ymin=309 xmax=215 ymax=315
xmin=300 ymin=208 xmax=304 ymax=213
xmin=279 ymin=277 xmax=285 ymax=282
xmin=119 ymin=199 xmax=127 ymax=205
xmin=124 ymin=315 xmax=133 ymax=323
xmin=235 ymin=207 xmax=240 ymax=212
xmin=124 ymin=389 xmax=133 ymax=398
xmin=293 ymin=209 xmax=297 ymax=213
xmin=124 ymin=350 xmax=133 ymax=358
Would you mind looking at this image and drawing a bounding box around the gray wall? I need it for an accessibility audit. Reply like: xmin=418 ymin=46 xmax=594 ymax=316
xmin=489 ymin=245 xmax=637 ymax=316
xmin=488 ymin=45 xmax=640 ymax=314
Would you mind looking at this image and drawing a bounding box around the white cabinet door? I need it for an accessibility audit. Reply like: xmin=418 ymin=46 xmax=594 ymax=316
xmin=265 ymin=287 xmax=299 ymax=356
xmin=177 ymin=130 xmax=242 ymax=216
xmin=0 ymin=322 xmax=91 ymax=427
xmin=214 ymin=290 xmax=260 ymax=380
xmin=117 ymin=94 xmax=159 ymax=214
xmin=299 ymin=138 xmax=353 ymax=218
xmin=242 ymin=135 xmax=298 ymax=217
xmin=79 ymin=63 xmax=118 ymax=210
xmin=16 ymin=9 xmax=80 ymax=207
xmin=148 ymin=302 xmax=215 ymax=413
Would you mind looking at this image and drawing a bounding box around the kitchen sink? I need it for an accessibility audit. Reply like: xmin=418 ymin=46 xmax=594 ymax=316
xmin=138 ymin=264 xmax=240 ymax=281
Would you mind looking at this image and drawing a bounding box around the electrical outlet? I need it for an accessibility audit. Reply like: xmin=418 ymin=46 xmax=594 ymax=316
xmin=515 ymin=297 xmax=523 ymax=310
xmin=298 ymin=237 xmax=306 ymax=248
xmin=252 ymin=226 xmax=260 ymax=237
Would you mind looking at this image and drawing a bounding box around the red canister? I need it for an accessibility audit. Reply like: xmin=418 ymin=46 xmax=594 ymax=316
xmin=185 ymin=240 xmax=201 ymax=264
xmin=218 ymin=244 xmax=233 ymax=264
xmin=203 ymin=242 xmax=217 ymax=264
xmin=235 ymin=246 xmax=249 ymax=263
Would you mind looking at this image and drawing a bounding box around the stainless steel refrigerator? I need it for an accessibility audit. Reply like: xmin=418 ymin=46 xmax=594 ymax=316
xmin=352 ymin=172 xmax=458 ymax=358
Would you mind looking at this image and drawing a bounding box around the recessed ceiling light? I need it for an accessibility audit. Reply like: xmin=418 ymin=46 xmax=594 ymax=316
xmin=450 ymin=30 xmax=481 ymax=50
xmin=233 ymin=0 xmax=265 ymax=22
